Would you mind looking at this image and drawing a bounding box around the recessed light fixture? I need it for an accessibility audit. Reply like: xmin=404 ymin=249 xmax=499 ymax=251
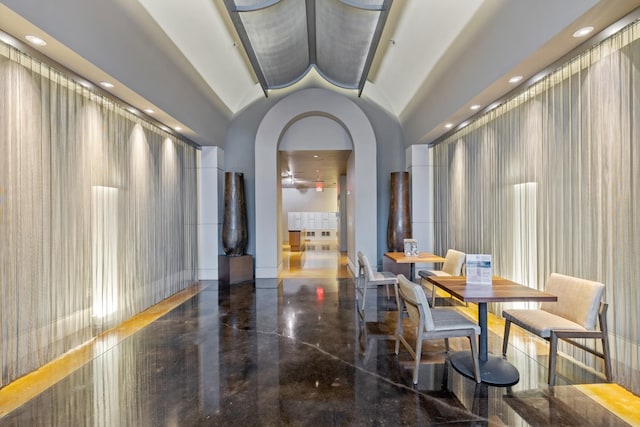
xmin=470 ymin=104 xmax=481 ymax=111
xmin=174 ymin=126 xmax=182 ymax=131
xmin=313 ymin=155 xmax=318 ymax=158
xmin=99 ymin=81 xmax=114 ymax=88
xmin=509 ymin=75 xmax=523 ymax=84
xmin=445 ymin=123 xmax=453 ymax=129
xmin=573 ymin=26 xmax=594 ymax=38
xmin=160 ymin=126 xmax=169 ymax=131
xmin=127 ymin=107 xmax=137 ymax=114
xmin=79 ymin=81 xmax=91 ymax=88
xmin=143 ymin=108 xmax=154 ymax=114
xmin=25 ymin=35 xmax=46 ymax=46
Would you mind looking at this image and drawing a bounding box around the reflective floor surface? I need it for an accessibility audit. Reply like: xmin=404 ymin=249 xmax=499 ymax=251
xmin=1 ymin=273 xmax=638 ymax=426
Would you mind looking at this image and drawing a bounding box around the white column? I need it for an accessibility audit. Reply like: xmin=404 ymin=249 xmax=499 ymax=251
xmin=406 ymin=145 xmax=436 ymax=274
xmin=198 ymin=146 xmax=224 ymax=280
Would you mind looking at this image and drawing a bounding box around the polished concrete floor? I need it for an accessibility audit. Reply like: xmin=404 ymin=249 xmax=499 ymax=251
xmin=1 ymin=244 xmax=638 ymax=426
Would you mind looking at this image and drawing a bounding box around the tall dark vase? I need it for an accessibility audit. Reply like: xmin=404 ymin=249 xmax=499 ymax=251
xmin=222 ymin=172 xmax=248 ymax=256
xmin=387 ymin=171 xmax=412 ymax=251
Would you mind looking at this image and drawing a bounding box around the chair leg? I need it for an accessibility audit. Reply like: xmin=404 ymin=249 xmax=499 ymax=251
xmin=444 ymin=337 xmax=450 ymax=353
xmin=430 ymin=283 xmax=437 ymax=307
xmin=599 ymin=306 xmax=613 ymax=382
xmin=361 ymin=284 xmax=367 ymax=311
xmin=502 ymin=320 xmax=512 ymax=356
xmin=413 ymin=336 xmax=423 ymax=384
xmin=395 ymin=301 xmax=404 ymax=355
xmin=468 ymin=334 xmax=481 ymax=383
xmin=548 ymin=332 xmax=559 ymax=386
xmin=601 ymin=333 xmax=613 ymax=382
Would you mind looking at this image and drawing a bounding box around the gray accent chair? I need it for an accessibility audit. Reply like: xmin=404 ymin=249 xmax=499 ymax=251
xmin=502 ymin=272 xmax=612 ymax=386
xmin=395 ymin=274 xmax=481 ymax=384
xmin=418 ymin=249 xmax=466 ymax=306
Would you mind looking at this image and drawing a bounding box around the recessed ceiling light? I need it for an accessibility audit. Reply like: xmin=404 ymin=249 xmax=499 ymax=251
xmin=127 ymin=107 xmax=137 ymax=114
xmin=144 ymin=108 xmax=154 ymax=114
xmin=509 ymin=75 xmax=523 ymax=84
xmin=79 ymin=81 xmax=91 ymax=88
xmin=160 ymin=126 xmax=169 ymax=131
xmin=470 ymin=104 xmax=481 ymax=111
xmin=573 ymin=26 xmax=594 ymax=38
xmin=445 ymin=123 xmax=453 ymax=129
xmin=174 ymin=126 xmax=182 ymax=131
xmin=25 ymin=35 xmax=46 ymax=46
xmin=99 ymin=81 xmax=114 ymax=88
xmin=313 ymin=155 xmax=318 ymax=158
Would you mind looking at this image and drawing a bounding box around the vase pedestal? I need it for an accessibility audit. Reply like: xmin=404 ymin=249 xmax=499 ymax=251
xmin=218 ymin=255 xmax=254 ymax=284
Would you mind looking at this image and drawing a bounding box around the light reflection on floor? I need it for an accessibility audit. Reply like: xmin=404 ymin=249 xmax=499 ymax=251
xmin=280 ymin=240 xmax=351 ymax=279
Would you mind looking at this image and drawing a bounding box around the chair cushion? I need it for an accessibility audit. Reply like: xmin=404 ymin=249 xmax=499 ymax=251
xmin=540 ymin=273 xmax=604 ymax=330
xmin=419 ymin=270 xmax=450 ymax=278
xmin=371 ymin=271 xmax=398 ymax=284
xmin=503 ymin=309 xmax=586 ymax=338
xmin=431 ymin=308 xmax=480 ymax=334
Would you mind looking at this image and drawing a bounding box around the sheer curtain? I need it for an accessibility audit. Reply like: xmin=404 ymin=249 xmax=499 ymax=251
xmin=433 ymin=21 xmax=640 ymax=393
xmin=0 ymin=42 xmax=198 ymax=387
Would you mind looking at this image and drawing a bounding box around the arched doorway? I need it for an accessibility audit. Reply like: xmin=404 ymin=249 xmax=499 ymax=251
xmin=255 ymin=88 xmax=377 ymax=278
xmin=279 ymin=115 xmax=352 ymax=278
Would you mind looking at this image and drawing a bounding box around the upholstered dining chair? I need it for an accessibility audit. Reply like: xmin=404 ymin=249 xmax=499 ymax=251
xmin=395 ymin=274 xmax=481 ymax=384
xmin=418 ymin=249 xmax=466 ymax=306
xmin=502 ymin=273 xmax=612 ymax=386
xmin=360 ymin=254 xmax=397 ymax=312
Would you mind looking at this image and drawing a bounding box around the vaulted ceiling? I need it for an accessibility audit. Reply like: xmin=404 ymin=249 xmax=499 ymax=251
xmin=1 ymin=0 xmax=640 ymax=150
xmin=223 ymin=0 xmax=393 ymax=94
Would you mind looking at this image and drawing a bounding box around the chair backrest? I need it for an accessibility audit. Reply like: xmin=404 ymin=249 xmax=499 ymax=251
xmin=442 ymin=249 xmax=466 ymax=275
xmin=540 ymin=273 xmax=605 ymax=330
xmin=361 ymin=254 xmax=375 ymax=280
xmin=397 ymin=274 xmax=435 ymax=331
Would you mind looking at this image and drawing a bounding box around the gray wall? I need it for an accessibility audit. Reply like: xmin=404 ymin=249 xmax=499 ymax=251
xmin=352 ymin=98 xmax=405 ymax=263
xmin=224 ymin=96 xmax=282 ymax=257
xmin=224 ymin=89 xmax=404 ymax=264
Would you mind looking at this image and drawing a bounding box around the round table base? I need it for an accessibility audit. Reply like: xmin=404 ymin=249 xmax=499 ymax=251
xmin=449 ymin=352 xmax=520 ymax=387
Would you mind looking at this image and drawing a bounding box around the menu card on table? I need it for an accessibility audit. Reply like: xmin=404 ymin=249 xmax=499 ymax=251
xmin=466 ymin=254 xmax=492 ymax=285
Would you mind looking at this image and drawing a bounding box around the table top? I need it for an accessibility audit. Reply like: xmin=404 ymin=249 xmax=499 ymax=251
xmin=384 ymin=252 xmax=446 ymax=264
xmin=425 ymin=276 xmax=557 ymax=303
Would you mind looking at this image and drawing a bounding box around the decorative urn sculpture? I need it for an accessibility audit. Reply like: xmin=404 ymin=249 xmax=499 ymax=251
xmin=222 ymin=172 xmax=248 ymax=256
xmin=387 ymin=171 xmax=412 ymax=251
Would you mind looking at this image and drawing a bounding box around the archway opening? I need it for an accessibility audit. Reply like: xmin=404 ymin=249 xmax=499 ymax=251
xmin=255 ymin=88 xmax=377 ymax=279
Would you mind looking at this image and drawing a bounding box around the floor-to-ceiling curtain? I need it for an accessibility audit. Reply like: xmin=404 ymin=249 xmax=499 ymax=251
xmin=0 ymin=42 xmax=198 ymax=387
xmin=433 ymin=21 xmax=640 ymax=394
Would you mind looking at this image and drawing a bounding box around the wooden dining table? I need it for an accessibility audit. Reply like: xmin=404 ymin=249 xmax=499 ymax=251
xmin=383 ymin=251 xmax=445 ymax=281
xmin=425 ymin=275 xmax=557 ymax=386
